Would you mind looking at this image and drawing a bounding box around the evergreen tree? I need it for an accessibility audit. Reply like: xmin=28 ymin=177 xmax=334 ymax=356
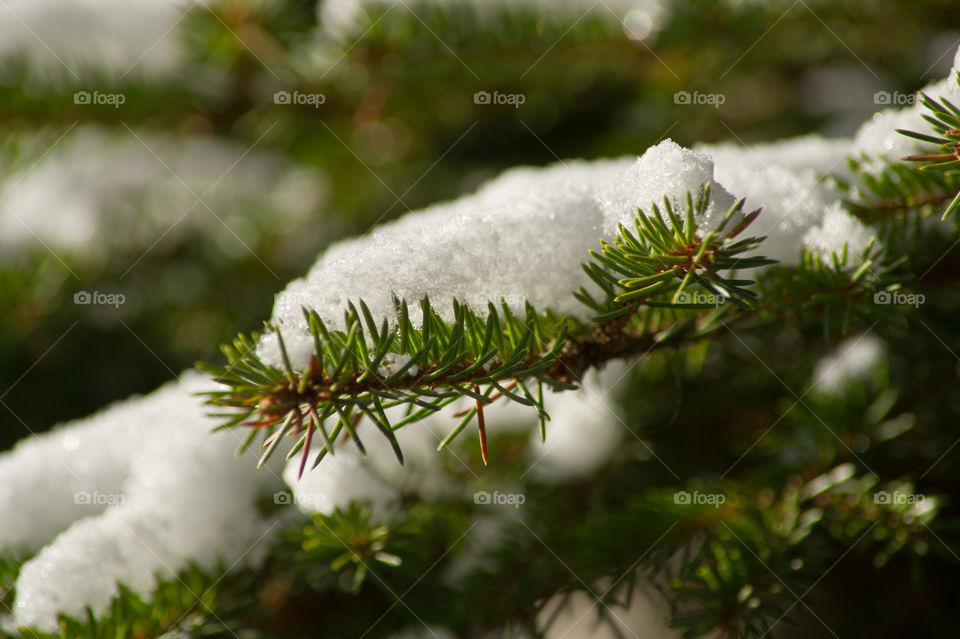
xmin=1 ymin=2 xmax=959 ymax=638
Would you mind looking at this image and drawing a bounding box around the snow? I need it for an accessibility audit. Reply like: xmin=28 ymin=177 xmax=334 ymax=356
xmin=284 ymin=362 xmax=629 ymax=522
xmin=811 ymin=334 xmax=886 ymax=395
xmin=0 ymin=395 xmax=142 ymax=552
xmin=0 ymin=126 xmax=327 ymax=265
xmin=4 ymin=42 xmax=956 ymax=635
xmin=258 ymin=140 xmax=738 ymax=370
xmin=2 ymin=373 xmax=282 ymax=632
xmin=851 ymin=46 xmax=960 ymax=162
xmin=698 ymin=136 xmax=876 ymax=265
xmin=281 ymin=412 xmax=446 ymax=521
xmin=258 ymin=129 xmax=887 ymax=371
xmin=320 ymin=0 xmax=667 ymax=41
xmin=597 ymin=143 xmax=740 ymax=239
xmin=853 ymin=105 xmax=935 ymax=164
xmin=802 ymin=202 xmax=876 ymax=262
xmin=539 ymin=587 xmax=679 ymax=639
xmin=0 ymin=0 xmax=195 ymax=80
xmin=698 ymin=134 xmax=854 ymax=179
xmin=526 ymin=362 xmax=628 ymax=482
xmin=689 ymin=46 xmax=960 ymax=266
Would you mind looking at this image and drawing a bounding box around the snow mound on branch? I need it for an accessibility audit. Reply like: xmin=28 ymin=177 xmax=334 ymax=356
xmin=3 ymin=373 xmax=281 ymax=632
xmin=259 ymin=140 xmax=739 ymax=370
xmin=597 ymin=142 xmax=740 ymax=238
xmin=539 ymin=586 xmax=679 ymax=639
xmin=802 ymin=202 xmax=876 ymax=261
xmin=700 ymin=134 xmax=853 ymax=178
xmin=259 ymin=129 xmax=886 ymax=370
xmin=698 ymin=44 xmax=959 ymax=264
xmin=0 ymin=399 xmax=142 ymax=552
xmin=698 ymin=136 xmax=876 ymax=265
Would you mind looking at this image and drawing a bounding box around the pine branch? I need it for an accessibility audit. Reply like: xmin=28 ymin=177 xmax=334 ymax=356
xmin=0 ymin=553 xmax=21 ymax=623
xmin=279 ymin=503 xmax=404 ymax=595
xmin=200 ymin=185 xmax=769 ymax=472
xmin=0 ymin=563 xmax=257 ymax=639
xmin=754 ymin=241 xmax=909 ymax=339
xmin=250 ymin=466 xmax=938 ymax=638
xmin=655 ymin=467 xmax=938 ymax=637
xmin=895 ymin=71 xmax=960 ymax=219
xmin=200 ymin=297 xmax=573 ymax=475
xmin=835 ymin=72 xmax=960 ymax=228
xmin=200 ymin=156 xmax=944 ymax=474
xmin=843 ymin=156 xmax=960 ymax=222
xmin=574 ymin=184 xmax=769 ymax=324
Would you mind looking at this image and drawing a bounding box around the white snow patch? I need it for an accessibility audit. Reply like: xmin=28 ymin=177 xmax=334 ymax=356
xmin=699 ymin=136 xmax=876 ymax=265
xmin=4 ymin=373 xmax=282 ymax=632
xmin=802 ymin=202 xmax=876 ymax=262
xmin=0 ymin=126 xmax=327 ymax=265
xmin=811 ymin=334 xmax=886 ymax=395
xmin=282 ymin=410 xmax=448 ymax=521
xmin=526 ymin=361 xmax=628 ymax=483
xmin=258 ymin=140 xmax=737 ymax=370
xmin=597 ymin=141 xmax=740 ymax=238
xmin=852 ymin=47 xmax=960 ymax=162
xmin=285 ymin=361 xmax=629 ymax=520
xmin=698 ymin=134 xmax=854 ymax=178
xmin=539 ymin=586 xmax=679 ymax=639
xmin=0 ymin=0 xmax=197 ymax=80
